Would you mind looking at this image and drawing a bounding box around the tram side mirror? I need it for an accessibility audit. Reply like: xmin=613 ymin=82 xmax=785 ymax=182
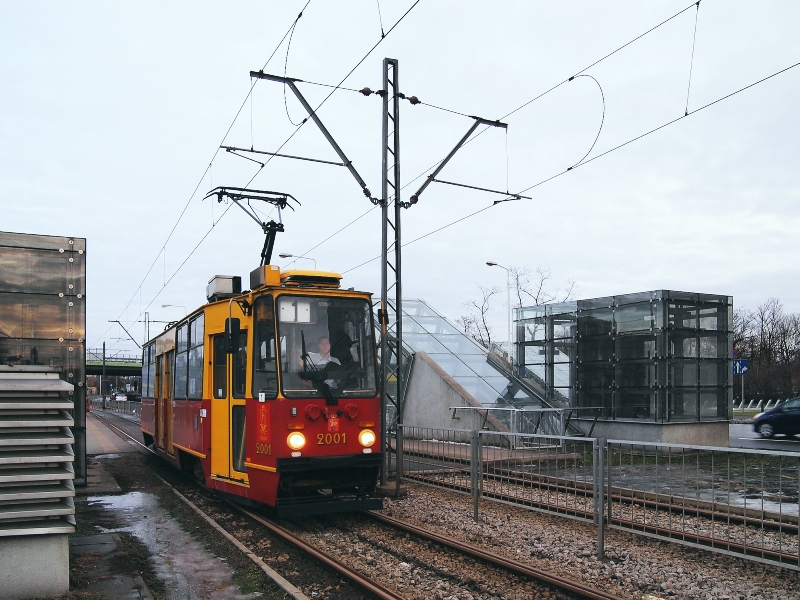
xmin=225 ymin=318 xmax=240 ymax=354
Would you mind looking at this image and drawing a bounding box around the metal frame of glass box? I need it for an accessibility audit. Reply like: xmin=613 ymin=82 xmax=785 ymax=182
xmin=514 ymin=291 xmax=733 ymax=423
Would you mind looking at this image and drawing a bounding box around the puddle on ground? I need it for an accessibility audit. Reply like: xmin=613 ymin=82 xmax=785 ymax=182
xmin=88 ymin=492 xmax=261 ymax=600
xmin=93 ymin=453 xmax=121 ymax=460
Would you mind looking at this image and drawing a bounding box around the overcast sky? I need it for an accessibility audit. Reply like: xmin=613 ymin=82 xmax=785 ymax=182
xmin=2 ymin=1 xmax=799 ymax=355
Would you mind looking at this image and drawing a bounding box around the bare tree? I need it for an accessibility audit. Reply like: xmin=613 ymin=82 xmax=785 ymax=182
xmin=458 ymin=285 xmax=500 ymax=349
xmin=509 ymin=266 xmax=575 ymax=308
xmin=460 ymin=265 xmax=575 ymax=349
xmin=736 ymin=298 xmax=800 ymax=399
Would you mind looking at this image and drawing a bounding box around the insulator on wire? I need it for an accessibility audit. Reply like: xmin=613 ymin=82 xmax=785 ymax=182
xmin=408 ymin=96 xmax=420 ymax=105
xmin=360 ymin=87 xmax=373 ymax=96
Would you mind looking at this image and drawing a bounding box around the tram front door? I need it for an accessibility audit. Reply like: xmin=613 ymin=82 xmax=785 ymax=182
xmin=156 ymin=350 xmax=174 ymax=454
xmin=210 ymin=333 xmax=249 ymax=484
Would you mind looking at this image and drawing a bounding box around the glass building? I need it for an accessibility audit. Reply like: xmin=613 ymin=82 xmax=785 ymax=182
xmin=515 ymin=291 xmax=733 ymax=424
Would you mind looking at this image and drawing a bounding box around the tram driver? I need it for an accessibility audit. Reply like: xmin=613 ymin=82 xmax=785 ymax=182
xmin=303 ymin=336 xmax=341 ymax=388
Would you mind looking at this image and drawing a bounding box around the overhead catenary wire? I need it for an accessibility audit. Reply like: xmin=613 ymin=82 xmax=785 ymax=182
xmin=342 ymin=204 xmax=496 ymax=274
xmin=92 ymin=2 xmax=311 ymax=347
xmin=281 ymin=2 xmax=697 ymax=270
xmin=394 ymin=0 xmax=703 ymax=198
xmin=685 ymin=1 xmax=702 ymax=115
xmin=243 ymin=0 xmax=422 ymax=187
xmin=246 ymin=1 xmax=726 ymax=281
xmin=136 ymin=203 xmax=238 ymax=322
xmin=297 ymin=204 xmax=379 ymax=260
xmin=96 ymin=0 xmax=421 ymax=348
xmin=568 ymin=75 xmax=605 ymax=169
xmin=283 ymin=16 xmax=305 ymax=127
xmin=568 ymin=58 xmax=800 ymax=177
xmin=375 ymin=0 xmax=386 ymax=38
xmin=341 ymin=58 xmax=800 ymax=275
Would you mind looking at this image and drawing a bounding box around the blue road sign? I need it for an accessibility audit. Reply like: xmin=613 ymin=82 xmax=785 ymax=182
xmin=733 ymin=359 xmax=749 ymax=375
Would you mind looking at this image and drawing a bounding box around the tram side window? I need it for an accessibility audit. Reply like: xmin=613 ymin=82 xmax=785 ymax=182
xmin=174 ymin=323 xmax=189 ymax=400
xmin=213 ymin=336 xmax=226 ymax=399
xmin=147 ymin=347 xmax=156 ymax=397
xmin=252 ymin=296 xmax=277 ymax=399
xmin=188 ymin=314 xmax=204 ymax=400
xmin=141 ymin=344 xmax=152 ymax=397
xmin=232 ymin=331 xmax=247 ymax=398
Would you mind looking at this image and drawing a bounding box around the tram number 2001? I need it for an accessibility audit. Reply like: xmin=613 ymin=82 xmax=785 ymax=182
xmin=317 ymin=433 xmax=347 ymax=445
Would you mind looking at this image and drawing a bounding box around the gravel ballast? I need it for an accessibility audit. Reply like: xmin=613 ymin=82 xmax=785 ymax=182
xmin=379 ymin=483 xmax=799 ymax=599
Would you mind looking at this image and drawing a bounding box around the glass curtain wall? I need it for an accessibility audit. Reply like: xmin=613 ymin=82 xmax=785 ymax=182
xmin=515 ymin=291 xmax=732 ymax=423
xmin=401 ymin=299 xmax=550 ymax=433
xmin=0 ymin=231 xmax=87 ymax=480
xmin=515 ymin=302 xmax=577 ymax=407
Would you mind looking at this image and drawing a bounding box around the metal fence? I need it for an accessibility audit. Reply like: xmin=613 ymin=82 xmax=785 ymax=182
xmin=397 ymin=425 xmax=800 ymax=570
xmin=89 ymin=397 xmax=141 ymax=417
xmin=734 ymin=398 xmax=789 ymax=413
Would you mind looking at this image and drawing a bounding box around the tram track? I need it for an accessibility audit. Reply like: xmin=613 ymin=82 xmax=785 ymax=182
xmin=276 ymin=508 xmax=621 ymax=600
xmin=402 ymin=456 xmax=799 ymax=534
xmin=405 ymin=471 xmax=799 ymax=567
xmin=364 ymin=511 xmax=623 ymax=600
xmin=90 ymin=410 xmax=629 ymax=599
xmin=92 ymin=411 xmax=800 ymax=570
xmin=91 ymin=411 xmax=394 ymax=599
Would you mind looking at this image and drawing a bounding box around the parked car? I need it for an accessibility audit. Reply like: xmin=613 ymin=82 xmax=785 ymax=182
xmin=752 ymin=397 xmax=800 ymax=438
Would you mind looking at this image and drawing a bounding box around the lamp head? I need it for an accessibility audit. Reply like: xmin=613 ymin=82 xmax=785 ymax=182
xmin=486 ymin=261 xmax=497 ymax=267
xmin=279 ymin=253 xmax=292 ymax=259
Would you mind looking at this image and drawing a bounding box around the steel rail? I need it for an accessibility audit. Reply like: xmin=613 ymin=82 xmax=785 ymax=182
xmin=90 ymin=411 xmax=152 ymax=452
xmin=89 ymin=415 xmax=404 ymax=600
xmin=404 ymin=472 xmax=800 ymax=567
xmin=232 ymin=504 xmax=405 ymax=600
xmin=93 ymin=412 xmax=621 ymax=595
xmin=399 ymin=452 xmax=800 ymax=533
xmin=92 ymin=411 xmax=799 ymax=569
xmin=90 ymin=412 xmax=402 ymax=598
xmin=367 ymin=511 xmax=623 ymax=600
xmin=483 ymin=468 xmax=800 ymax=533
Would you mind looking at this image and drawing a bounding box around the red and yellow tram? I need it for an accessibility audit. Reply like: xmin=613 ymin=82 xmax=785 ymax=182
xmin=140 ymin=265 xmax=383 ymax=517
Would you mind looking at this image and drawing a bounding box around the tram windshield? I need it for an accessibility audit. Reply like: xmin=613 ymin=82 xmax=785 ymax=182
xmin=276 ymin=295 xmax=377 ymax=399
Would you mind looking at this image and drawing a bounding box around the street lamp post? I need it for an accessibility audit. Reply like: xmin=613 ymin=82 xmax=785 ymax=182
xmin=161 ymin=304 xmax=187 ymax=316
xmin=486 ymin=261 xmax=512 ymax=366
xmin=278 ymin=253 xmax=317 ymax=270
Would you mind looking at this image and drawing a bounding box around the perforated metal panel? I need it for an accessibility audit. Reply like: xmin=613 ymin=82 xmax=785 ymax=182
xmin=0 ymin=367 xmax=75 ymax=536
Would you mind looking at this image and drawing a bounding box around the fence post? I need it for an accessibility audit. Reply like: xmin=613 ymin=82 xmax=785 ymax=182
xmin=606 ymin=439 xmax=612 ymax=525
xmin=597 ymin=437 xmax=606 ymax=559
xmin=395 ymin=425 xmax=404 ymax=497
xmin=593 ymin=439 xmax=599 ymax=525
xmin=471 ymin=429 xmax=479 ymax=521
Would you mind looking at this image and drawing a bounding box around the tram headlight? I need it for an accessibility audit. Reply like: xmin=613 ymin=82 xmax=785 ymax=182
xmin=287 ymin=431 xmax=306 ymax=451
xmin=358 ymin=429 xmax=376 ymax=448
